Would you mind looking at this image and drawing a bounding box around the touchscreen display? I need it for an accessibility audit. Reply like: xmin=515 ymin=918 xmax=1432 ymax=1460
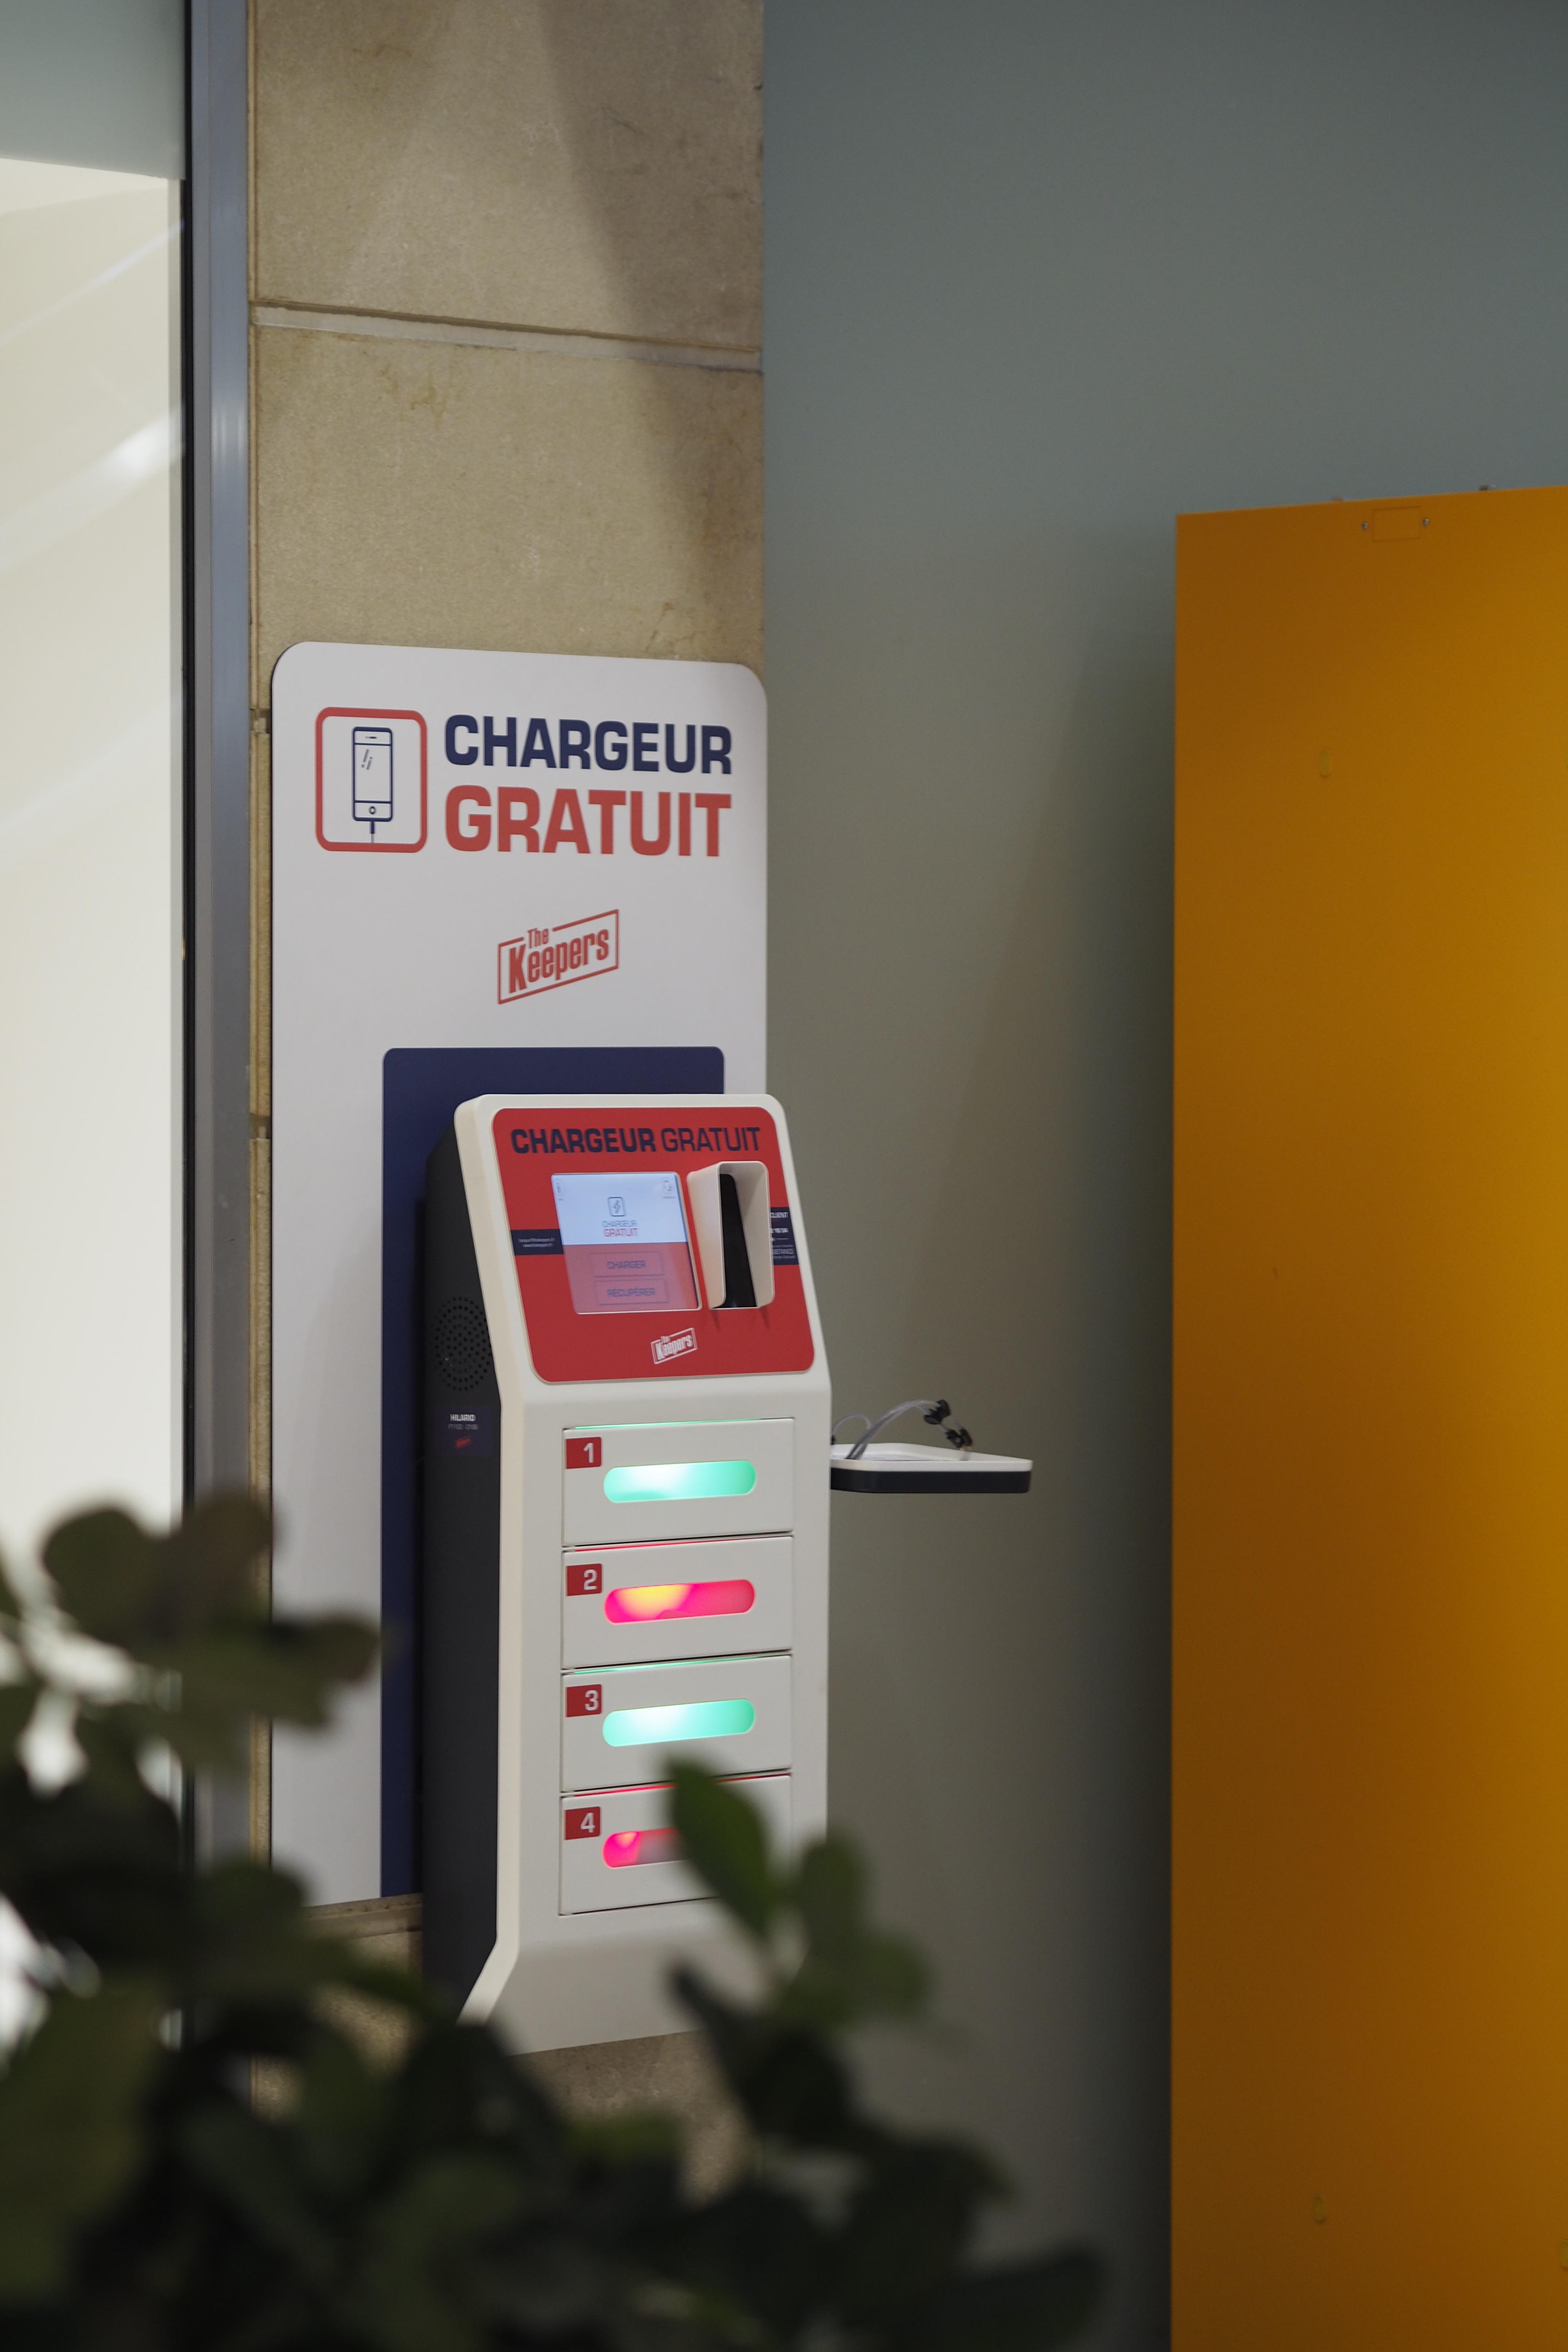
xmin=551 ymin=1171 xmax=701 ymax=1316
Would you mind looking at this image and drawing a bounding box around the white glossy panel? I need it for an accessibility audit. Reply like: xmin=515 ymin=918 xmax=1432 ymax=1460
xmin=0 ymin=159 xmax=180 ymax=1564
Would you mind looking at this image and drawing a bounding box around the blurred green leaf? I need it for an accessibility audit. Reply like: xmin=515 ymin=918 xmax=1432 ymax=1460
xmin=72 ymin=1713 xmax=157 ymax=1807
xmin=394 ymin=2024 xmax=568 ymax=2181
xmin=795 ymin=1832 xmax=867 ymax=1959
xmin=668 ymin=1760 xmax=779 ymax=1936
xmin=892 ymin=2249 xmax=1106 ymax=2352
xmin=184 ymin=1862 xmax=361 ymax=2009
xmin=0 ymin=1555 xmax=27 ymax=1625
xmin=43 ymin=1498 xmax=270 ymax=1658
xmin=791 ymin=1927 xmax=930 ymax=2035
xmin=294 ymin=2027 xmax=392 ymax=2199
xmin=784 ymin=1836 xmax=930 ymax=2030
xmin=0 ymin=1766 xmax=183 ymax=1971
xmin=169 ymin=1618 xmax=378 ymax=1728
xmin=568 ymin=2107 xmax=683 ymax=2172
xmin=665 ymin=2180 xmax=827 ymax=2338
xmin=474 ymin=2231 xmax=617 ymax=2337
xmin=675 ymin=1969 xmax=857 ymax=2146
xmin=833 ymin=2141 xmax=1003 ymax=2322
xmin=352 ymin=2153 xmax=532 ymax=2352
xmin=126 ymin=1703 xmax=249 ymax=1778
xmin=159 ymin=1494 xmax=273 ymax=1628
xmin=0 ymin=1980 xmax=160 ymax=2303
xmin=40 ymin=1509 xmax=162 ymax=1651
xmin=0 ymin=1511 xmax=1103 ymax=2349
xmin=180 ymin=2098 xmax=339 ymax=2284
xmin=0 ymin=1685 xmax=36 ymax=1774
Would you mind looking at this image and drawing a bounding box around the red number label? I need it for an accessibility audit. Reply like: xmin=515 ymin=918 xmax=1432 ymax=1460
xmin=565 ymin=1436 xmax=601 ymax=1470
xmin=566 ymin=1684 xmax=602 ymax=1717
xmin=566 ymin=1562 xmax=603 ymax=1597
xmin=564 ymin=1807 xmax=600 ymax=1841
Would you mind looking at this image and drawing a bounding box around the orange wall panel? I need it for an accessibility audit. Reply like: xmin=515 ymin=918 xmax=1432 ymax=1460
xmin=1174 ymin=486 xmax=1568 ymax=2347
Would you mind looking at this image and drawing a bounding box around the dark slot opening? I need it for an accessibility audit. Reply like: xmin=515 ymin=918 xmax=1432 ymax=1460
xmin=718 ymin=1171 xmax=757 ymax=1307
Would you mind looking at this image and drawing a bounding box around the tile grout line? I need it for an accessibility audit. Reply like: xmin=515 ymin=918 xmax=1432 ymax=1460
xmin=254 ymin=292 xmax=760 ymax=356
xmin=251 ymin=302 xmax=762 ymax=374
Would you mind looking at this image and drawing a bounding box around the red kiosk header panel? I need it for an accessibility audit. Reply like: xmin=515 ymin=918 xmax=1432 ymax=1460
xmin=491 ymin=1105 xmax=814 ymax=1383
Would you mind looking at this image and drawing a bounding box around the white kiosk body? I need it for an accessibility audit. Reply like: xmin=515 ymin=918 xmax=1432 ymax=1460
xmin=422 ymin=1093 xmax=829 ymax=2052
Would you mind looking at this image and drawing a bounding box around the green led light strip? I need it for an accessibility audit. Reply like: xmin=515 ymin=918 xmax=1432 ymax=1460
xmin=603 ymin=1460 xmax=757 ymax=1504
xmin=603 ymin=1699 xmax=756 ymax=1747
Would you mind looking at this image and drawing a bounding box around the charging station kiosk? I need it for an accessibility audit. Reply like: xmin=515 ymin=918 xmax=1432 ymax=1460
xmin=422 ymin=1093 xmax=828 ymax=2052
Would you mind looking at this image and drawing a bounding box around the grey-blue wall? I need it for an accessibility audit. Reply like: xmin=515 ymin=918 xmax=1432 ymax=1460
xmin=0 ymin=0 xmax=184 ymax=174
xmin=763 ymin=5 xmax=1568 ymax=2340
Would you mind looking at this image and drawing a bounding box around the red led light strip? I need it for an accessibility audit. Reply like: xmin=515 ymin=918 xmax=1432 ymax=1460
xmin=604 ymin=1827 xmax=681 ymax=1870
xmin=603 ymin=1578 xmax=755 ymax=1625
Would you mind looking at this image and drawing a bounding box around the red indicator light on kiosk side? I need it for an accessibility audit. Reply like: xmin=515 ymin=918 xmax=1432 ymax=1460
xmin=604 ymin=1579 xmax=755 ymax=1625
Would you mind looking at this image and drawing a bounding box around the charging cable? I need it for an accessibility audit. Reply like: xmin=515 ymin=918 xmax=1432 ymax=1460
xmin=832 ymin=1398 xmax=975 ymax=1461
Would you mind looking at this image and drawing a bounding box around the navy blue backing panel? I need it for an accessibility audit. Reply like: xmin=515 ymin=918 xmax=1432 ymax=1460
xmin=380 ymin=1045 xmax=725 ymax=1895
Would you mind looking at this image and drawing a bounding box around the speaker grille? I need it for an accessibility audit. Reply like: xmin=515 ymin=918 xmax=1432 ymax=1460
xmin=431 ymin=1297 xmax=493 ymax=1392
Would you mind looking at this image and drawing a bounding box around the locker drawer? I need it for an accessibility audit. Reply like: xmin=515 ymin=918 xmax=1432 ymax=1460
xmin=560 ymin=1654 xmax=792 ymax=1793
xmin=559 ymin=1774 xmax=792 ymax=1914
xmin=562 ymin=1536 xmax=793 ymax=1667
xmin=563 ymin=1420 xmax=794 ymax=1545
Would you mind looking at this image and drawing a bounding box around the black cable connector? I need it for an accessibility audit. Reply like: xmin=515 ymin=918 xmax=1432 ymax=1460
xmin=833 ymin=1397 xmax=975 ymax=1461
xmin=921 ymin=1400 xmax=974 ymax=1452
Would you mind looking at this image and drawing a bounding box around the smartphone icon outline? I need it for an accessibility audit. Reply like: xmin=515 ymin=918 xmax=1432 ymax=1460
xmin=352 ymin=725 xmax=394 ymax=832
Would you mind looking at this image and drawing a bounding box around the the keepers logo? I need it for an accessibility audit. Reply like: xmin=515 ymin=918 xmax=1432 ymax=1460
xmin=498 ymin=909 xmax=619 ymax=1003
xmin=651 ymin=1327 xmax=697 ymax=1366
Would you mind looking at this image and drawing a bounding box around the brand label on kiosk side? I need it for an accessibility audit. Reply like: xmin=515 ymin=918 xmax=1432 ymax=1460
xmin=422 ymin=1094 xmax=830 ymax=2053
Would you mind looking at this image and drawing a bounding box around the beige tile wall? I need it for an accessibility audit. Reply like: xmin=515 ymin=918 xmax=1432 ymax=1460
xmin=249 ymin=0 xmax=764 ymax=722
xmin=252 ymin=325 xmax=762 ymax=695
xmin=248 ymin=0 xmax=763 ymax=2107
xmin=254 ymin=0 xmax=762 ymax=350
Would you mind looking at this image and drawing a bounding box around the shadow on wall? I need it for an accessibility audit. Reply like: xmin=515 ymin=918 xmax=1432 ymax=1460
xmin=251 ymin=0 xmax=763 ymax=672
xmin=536 ymin=0 xmax=761 ymax=351
xmin=767 ymin=532 xmax=1172 ymax=2285
xmin=537 ymin=0 xmax=763 ymax=657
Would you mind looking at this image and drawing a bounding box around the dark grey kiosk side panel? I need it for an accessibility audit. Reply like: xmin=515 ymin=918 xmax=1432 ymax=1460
xmin=421 ymin=1125 xmax=502 ymax=2004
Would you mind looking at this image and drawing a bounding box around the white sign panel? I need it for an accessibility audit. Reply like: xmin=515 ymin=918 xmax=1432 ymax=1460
xmin=270 ymin=643 xmax=766 ymax=1903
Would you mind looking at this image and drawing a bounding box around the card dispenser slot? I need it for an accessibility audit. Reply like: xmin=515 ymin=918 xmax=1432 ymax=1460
xmin=560 ymin=1774 xmax=792 ymax=1915
xmin=563 ymin=1419 xmax=794 ymax=1545
xmin=562 ymin=1535 xmax=793 ymax=1667
xmin=560 ymin=1654 xmax=792 ymax=1793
